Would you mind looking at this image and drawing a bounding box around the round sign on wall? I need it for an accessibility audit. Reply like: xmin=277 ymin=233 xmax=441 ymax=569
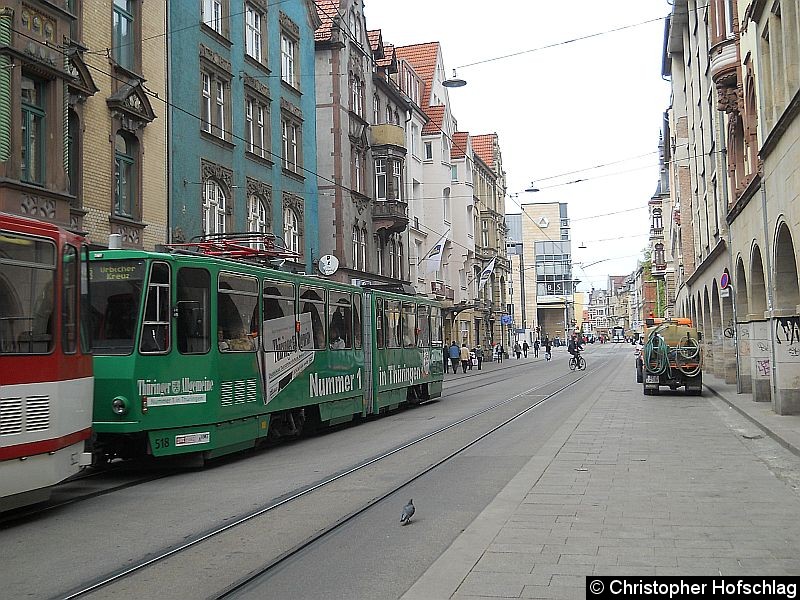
xmin=720 ymin=271 xmax=729 ymax=289
xmin=501 ymin=315 xmax=513 ymax=325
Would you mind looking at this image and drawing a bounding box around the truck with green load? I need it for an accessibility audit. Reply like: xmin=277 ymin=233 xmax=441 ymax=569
xmin=636 ymin=318 xmax=703 ymax=396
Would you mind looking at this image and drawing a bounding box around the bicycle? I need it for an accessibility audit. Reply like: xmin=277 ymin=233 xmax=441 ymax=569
xmin=568 ymin=353 xmax=586 ymax=371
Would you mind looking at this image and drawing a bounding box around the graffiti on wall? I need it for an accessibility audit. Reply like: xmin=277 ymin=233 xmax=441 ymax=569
xmin=775 ymin=316 xmax=800 ymax=345
xmin=756 ymin=358 xmax=771 ymax=377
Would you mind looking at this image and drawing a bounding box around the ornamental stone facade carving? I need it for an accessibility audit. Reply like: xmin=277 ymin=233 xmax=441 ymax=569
xmin=200 ymin=44 xmax=233 ymax=74
xmin=243 ymin=75 xmax=270 ymax=99
xmin=279 ymin=12 xmax=299 ymax=39
xmin=201 ymin=159 xmax=233 ymax=193
xmin=280 ymin=98 xmax=303 ymax=120
xmin=20 ymin=194 xmax=56 ymax=219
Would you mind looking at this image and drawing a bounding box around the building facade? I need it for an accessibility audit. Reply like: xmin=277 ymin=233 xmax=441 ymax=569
xmin=0 ymin=1 xmax=167 ymax=249
xmin=315 ymin=1 xmax=416 ymax=285
xmin=169 ymin=0 xmax=320 ymax=272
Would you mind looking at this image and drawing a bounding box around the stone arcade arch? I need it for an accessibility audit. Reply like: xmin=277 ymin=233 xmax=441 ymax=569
xmin=703 ymin=288 xmax=713 ymax=374
xmin=749 ymin=244 xmax=771 ymax=402
xmin=735 ymin=256 xmax=752 ymax=392
xmin=712 ymin=279 xmax=724 ymax=378
xmin=772 ymin=222 xmax=800 ymax=413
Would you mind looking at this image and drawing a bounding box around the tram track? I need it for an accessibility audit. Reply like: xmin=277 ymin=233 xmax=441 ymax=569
xmin=59 ymin=354 xmax=612 ymax=600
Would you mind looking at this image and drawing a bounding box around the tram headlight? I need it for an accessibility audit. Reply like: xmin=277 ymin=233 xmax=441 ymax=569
xmin=112 ymin=396 xmax=129 ymax=416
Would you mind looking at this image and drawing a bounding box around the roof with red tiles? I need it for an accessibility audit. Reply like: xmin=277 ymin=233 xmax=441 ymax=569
xmin=451 ymin=132 xmax=469 ymax=159
xmin=421 ymin=105 xmax=446 ymax=135
xmin=314 ymin=0 xmax=340 ymax=42
xmin=395 ymin=42 xmax=440 ymax=107
xmin=471 ymin=134 xmax=498 ymax=169
xmin=377 ymin=43 xmax=395 ymax=69
xmin=367 ymin=29 xmax=381 ymax=53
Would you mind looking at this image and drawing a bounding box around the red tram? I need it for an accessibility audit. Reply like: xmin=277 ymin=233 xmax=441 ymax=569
xmin=0 ymin=214 xmax=93 ymax=511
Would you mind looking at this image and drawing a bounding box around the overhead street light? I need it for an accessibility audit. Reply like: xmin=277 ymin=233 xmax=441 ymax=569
xmin=442 ymin=69 xmax=467 ymax=88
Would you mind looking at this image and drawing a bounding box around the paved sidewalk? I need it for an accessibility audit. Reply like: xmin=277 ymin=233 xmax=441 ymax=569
xmin=403 ymin=363 xmax=800 ymax=599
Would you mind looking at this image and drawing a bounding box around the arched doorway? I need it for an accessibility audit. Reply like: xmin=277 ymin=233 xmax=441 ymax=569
xmin=749 ymin=244 xmax=771 ymax=402
xmin=772 ymin=223 xmax=800 ymax=413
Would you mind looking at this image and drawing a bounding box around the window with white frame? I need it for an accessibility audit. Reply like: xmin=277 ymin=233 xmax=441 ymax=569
xmin=202 ymin=0 xmax=226 ymax=36
xmin=443 ymin=188 xmax=451 ymax=223
xmin=245 ymin=97 xmax=268 ymax=158
xmin=203 ymin=179 xmax=226 ymax=235
xmin=389 ymin=239 xmax=397 ymax=278
xmin=352 ymin=226 xmax=360 ymax=268
xmin=397 ymin=240 xmax=403 ymax=279
xmin=360 ymin=228 xmax=367 ymax=271
xmin=481 ymin=219 xmax=489 ymax=247
xmin=245 ymin=4 xmax=264 ymax=62
xmin=201 ymin=70 xmax=229 ymax=139
xmin=201 ymin=74 xmax=212 ymax=133
xmin=375 ymin=158 xmax=386 ymax=200
xmin=248 ymin=194 xmax=269 ymax=237
xmin=385 ymin=104 xmax=392 ymax=124
xmin=410 ymin=123 xmax=418 ymax=157
xmin=350 ymin=73 xmax=363 ymax=117
xmin=392 ymin=161 xmax=401 ymax=200
xmin=215 ymin=80 xmax=225 ymax=138
xmin=451 ymin=164 xmax=458 ymax=181
xmin=281 ymin=32 xmax=297 ymax=87
xmin=376 ymin=237 xmax=384 ymax=275
xmin=373 ymin=95 xmax=380 ymax=123
xmin=281 ymin=116 xmax=301 ymax=173
xmin=424 ymin=141 xmax=432 ymax=160
xmin=284 ymin=207 xmax=300 ymax=254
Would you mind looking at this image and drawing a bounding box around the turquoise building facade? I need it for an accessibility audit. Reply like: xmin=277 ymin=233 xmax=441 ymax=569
xmin=168 ymin=0 xmax=320 ymax=272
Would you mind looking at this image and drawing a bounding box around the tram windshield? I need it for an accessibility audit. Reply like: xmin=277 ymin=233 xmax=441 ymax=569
xmin=88 ymin=260 xmax=145 ymax=354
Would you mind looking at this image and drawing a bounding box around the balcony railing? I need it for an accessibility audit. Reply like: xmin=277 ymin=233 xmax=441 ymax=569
xmin=373 ymin=199 xmax=409 ymax=234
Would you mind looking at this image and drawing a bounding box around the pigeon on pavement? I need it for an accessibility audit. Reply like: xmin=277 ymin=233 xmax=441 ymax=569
xmin=400 ymin=499 xmax=415 ymax=525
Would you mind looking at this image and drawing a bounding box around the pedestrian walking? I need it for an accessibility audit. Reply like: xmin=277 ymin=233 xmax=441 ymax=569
xmin=474 ymin=344 xmax=484 ymax=370
xmin=533 ymin=339 xmax=540 ymax=358
xmin=522 ymin=341 xmax=529 ymax=358
xmin=544 ymin=337 xmax=552 ymax=361
xmin=449 ymin=341 xmax=460 ymax=374
xmin=514 ymin=342 xmax=522 ymax=359
xmin=460 ymin=343 xmax=470 ymax=373
xmin=498 ymin=344 xmax=505 ymax=363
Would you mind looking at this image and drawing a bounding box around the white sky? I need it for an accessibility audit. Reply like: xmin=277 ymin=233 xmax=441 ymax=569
xmin=364 ymin=0 xmax=673 ymax=291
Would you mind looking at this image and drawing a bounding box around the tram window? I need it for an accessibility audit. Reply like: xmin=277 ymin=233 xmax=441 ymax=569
xmin=328 ymin=291 xmax=352 ymax=350
xmin=402 ymin=302 xmax=416 ymax=348
xmin=62 ymin=244 xmax=78 ymax=353
xmin=0 ymin=234 xmax=55 ymax=355
xmin=353 ymin=294 xmax=362 ymax=349
xmin=431 ymin=306 xmax=443 ymax=345
xmin=417 ymin=304 xmax=430 ymax=347
xmin=88 ymin=260 xmax=145 ymax=355
xmin=263 ymin=280 xmax=294 ymax=322
xmin=386 ymin=300 xmax=400 ymax=348
xmin=177 ymin=268 xmax=210 ymax=354
xmin=218 ymin=273 xmax=258 ymax=352
xmin=299 ymin=285 xmax=325 ymax=350
xmin=376 ymin=298 xmax=384 ymax=348
xmin=140 ymin=262 xmax=171 ymax=354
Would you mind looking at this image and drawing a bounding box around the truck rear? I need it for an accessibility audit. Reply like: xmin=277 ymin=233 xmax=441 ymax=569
xmin=638 ymin=318 xmax=703 ymax=396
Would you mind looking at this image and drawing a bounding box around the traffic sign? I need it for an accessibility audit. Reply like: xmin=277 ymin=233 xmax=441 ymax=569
xmin=501 ymin=315 xmax=512 ymax=325
xmin=720 ymin=271 xmax=729 ymax=289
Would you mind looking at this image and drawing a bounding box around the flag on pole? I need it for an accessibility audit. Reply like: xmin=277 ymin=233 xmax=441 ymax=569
xmin=422 ymin=231 xmax=449 ymax=274
xmin=479 ymin=257 xmax=496 ymax=289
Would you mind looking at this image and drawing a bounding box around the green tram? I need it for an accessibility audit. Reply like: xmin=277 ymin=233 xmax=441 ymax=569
xmin=87 ymin=242 xmax=444 ymax=461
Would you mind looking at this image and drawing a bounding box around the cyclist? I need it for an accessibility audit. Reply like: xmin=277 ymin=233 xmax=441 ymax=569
xmin=568 ymin=333 xmax=584 ymax=364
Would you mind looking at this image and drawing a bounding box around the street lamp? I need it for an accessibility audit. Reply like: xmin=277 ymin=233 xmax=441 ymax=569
xmin=442 ymin=69 xmax=467 ymax=88
xmin=525 ymin=181 xmax=540 ymax=193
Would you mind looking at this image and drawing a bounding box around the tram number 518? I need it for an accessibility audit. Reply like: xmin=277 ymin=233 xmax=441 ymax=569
xmin=154 ymin=437 xmax=170 ymax=450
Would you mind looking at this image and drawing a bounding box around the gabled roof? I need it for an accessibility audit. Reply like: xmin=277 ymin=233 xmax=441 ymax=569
xmin=314 ymin=0 xmax=340 ymax=42
xmin=395 ymin=42 xmax=440 ymax=107
xmin=471 ymin=134 xmax=497 ymax=169
xmin=421 ymin=104 xmax=446 ymax=135
xmin=377 ymin=43 xmax=395 ymax=69
xmin=451 ymin=132 xmax=469 ymax=159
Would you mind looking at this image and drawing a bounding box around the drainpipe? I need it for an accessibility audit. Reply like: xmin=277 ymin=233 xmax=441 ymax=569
xmin=761 ymin=182 xmax=778 ymax=401
xmin=0 ymin=8 xmax=13 ymax=162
